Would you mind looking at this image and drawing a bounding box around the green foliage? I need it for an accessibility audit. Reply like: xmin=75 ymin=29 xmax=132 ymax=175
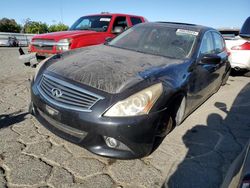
xmin=48 ymin=23 xmax=69 ymax=32
xmin=0 ymin=18 xmax=21 ymax=33
xmin=23 ymin=20 xmax=49 ymax=34
xmin=0 ymin=17 xmax=69 ymax=34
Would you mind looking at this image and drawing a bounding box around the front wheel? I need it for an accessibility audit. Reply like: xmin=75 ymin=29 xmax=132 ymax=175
xmin=151 ymin=115 xmax=174 ymax=153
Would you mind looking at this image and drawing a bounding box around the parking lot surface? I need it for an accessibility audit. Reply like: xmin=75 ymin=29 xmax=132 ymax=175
xmin=0 ymin=48 xmax=250 ymax=188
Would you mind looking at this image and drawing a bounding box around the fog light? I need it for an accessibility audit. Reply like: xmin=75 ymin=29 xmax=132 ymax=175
xmin=105 ymin=137 xmax=119 ymax=148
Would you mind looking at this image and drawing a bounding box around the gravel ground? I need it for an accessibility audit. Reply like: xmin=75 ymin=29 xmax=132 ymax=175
xmin=0 ymin=47 xmax=250 ymax=188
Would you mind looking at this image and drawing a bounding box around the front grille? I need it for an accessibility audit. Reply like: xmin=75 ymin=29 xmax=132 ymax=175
xmin=32 ymin=39 xmax=54 ymax=51
xmin=34 ymin=46 xmax=53 ymax=51
xmin=38 ymin=74 xmax=104 ymax=112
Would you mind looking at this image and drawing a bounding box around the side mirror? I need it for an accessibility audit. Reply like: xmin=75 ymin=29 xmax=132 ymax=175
xmin=200 ymin=54 xmax=221 ymax=65
xmin=112 ymin=26 xmax=124 ymax=34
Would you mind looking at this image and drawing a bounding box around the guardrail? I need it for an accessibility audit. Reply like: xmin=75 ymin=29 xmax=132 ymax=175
xmin=0 ymin=32 xmax=35 ymax=47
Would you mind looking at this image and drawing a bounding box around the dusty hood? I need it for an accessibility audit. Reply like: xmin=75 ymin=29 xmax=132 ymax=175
xmin=47 ymin=45 xmax=182 ymax=93
xmin=33 ymin=30 xmax=97 ymax=41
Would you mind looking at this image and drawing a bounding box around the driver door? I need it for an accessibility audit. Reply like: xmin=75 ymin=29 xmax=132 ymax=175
xmin=188 ymin=31 xmax=223 ymax=109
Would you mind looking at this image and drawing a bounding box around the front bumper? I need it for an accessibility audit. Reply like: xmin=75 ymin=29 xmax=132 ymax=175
xmin=19 ymin=52 xmax=39 ymax=67
xmin=31 ymin=83 xmax=167 ymax=159
xmin=18 ymin=47 xmax=53 ymax=67
xmin=229 ymin=50 xmax=250 ymax=70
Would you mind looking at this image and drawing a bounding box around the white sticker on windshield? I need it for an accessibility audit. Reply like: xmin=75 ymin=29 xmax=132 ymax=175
xmin=176 ymin=29 xmax=199 ymax=36
xmin=100 ymin=18 xmax=111 ymax=22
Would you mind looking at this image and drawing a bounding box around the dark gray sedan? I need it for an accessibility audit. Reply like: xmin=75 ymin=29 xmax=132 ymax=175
xmin=29 ymin=22 xmax=231 ymax=159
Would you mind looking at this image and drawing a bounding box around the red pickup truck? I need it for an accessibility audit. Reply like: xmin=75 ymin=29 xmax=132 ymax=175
xmin=20 ymin=13 xmax=146 ymax=66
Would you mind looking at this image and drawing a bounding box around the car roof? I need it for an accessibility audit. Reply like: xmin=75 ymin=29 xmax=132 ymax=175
xmin=140 ymin=22 xmax=215 ymax=33
xmin=217 ymin=28 xmax=240 ymax=32
xmin=84 ymin=13 xmax=145 ymax=18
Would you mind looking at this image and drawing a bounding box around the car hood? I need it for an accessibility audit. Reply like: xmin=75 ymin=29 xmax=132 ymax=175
xmin=47 ymin=45 xmax=182 ymax=93
xmin=32 ymin=30 xmax=98 ymax=41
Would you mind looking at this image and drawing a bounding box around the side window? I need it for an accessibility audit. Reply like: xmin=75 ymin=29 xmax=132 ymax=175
xmin=200 ymin=32 xmax=214 ymax=55
xmin=130 ymin=17 xmax=142 ymax=25
xmin=112 ymin=16 xmax=128 ymax=31
xmin=75 ymin=19 xmax=90 ymax=30
xmin=212 ymin=32 xmax=225 ymax=54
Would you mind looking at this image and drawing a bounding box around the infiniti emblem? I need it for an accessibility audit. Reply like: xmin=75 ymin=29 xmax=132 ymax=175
xmin=51 ymin=88 xmax=62 ymax=98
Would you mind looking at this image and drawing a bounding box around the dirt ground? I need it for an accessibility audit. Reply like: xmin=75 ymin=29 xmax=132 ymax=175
xmin=0 ymin=47 xmax=250 ymax=188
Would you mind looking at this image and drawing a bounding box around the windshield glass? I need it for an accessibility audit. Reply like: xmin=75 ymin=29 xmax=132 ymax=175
xmin=70 ymin=15 xmax=112 ymax=32
xmin=108 ymin=24 xmax=198 ymax=59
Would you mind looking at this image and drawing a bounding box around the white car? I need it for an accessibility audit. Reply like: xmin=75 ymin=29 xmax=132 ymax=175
xmin=226 ymin=37 xmax=250 ymax=75
xmin=220 ymin=17 xmax=250 ymax=76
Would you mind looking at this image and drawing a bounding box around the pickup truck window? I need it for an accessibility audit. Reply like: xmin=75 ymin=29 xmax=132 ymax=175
xmin=130 ymin=17 xmax=142 ymax=25
xmin=112 ymin=16 xmax=128 ymax=33
xmin=70 ymin=15 xmax=112 ymax=32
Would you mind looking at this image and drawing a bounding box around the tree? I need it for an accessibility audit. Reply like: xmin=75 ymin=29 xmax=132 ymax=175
xmin=48 ymin=23 xmax=69 ymax=32
xmin=23 ymin=21 xmax=48 ymax=34
xmin=0 ymin=18 xmax=21 ymax=33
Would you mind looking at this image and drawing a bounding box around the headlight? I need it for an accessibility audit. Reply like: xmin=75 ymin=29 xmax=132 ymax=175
xmin=56 ymin=38 xmax=71 ymax=51
xmin=104 ymin=83 xmax=163 ymax=117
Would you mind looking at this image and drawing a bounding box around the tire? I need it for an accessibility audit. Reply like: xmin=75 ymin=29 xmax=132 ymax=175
xmin=151 ymin=115 xmax=173 ymax=153
xmin=155 ymin=114 xmax=173 ymax=138
xmin=162 ymin=115 xmax=174 ymax=136
xmin=152 ymin=95 xmax=186 ymax=153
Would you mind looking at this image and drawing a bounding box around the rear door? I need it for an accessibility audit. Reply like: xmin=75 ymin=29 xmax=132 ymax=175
xmin=197 ymin=31 xmax=226 ymax=96
xmin=211 ymin=31 xmax=228 ymax=84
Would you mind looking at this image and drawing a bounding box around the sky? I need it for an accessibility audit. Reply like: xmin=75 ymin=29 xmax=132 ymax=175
xmin=0 ymin=0 xmax=249 ymax=29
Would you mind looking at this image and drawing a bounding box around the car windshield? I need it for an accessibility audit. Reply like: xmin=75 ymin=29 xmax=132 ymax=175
xmin=108 ymin=24 xmax=198 ymax=59
xmin=70 ymin=15 xmax=112 ymax=32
